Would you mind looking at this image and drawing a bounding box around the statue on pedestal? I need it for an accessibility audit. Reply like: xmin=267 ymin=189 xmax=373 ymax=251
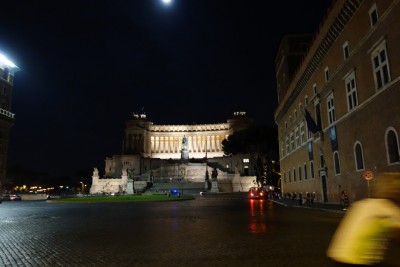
xmin=127 ymin=169 xmax=134 ymax=179
xmin=211 ymin=168 xmax=218 ymax=181
xmin=181 ymin=135 xmax=189 ymax=161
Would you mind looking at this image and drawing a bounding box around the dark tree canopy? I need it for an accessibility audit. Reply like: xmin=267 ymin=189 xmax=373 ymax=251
xmin=222 ymin=124 xmax=280 ymax=188
xmin=222 ymin=124 xmax=278 ymax=159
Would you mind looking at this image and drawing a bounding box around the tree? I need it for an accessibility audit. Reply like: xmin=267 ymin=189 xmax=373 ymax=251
xmin=222 ymin=124 xmax=280 ymax=187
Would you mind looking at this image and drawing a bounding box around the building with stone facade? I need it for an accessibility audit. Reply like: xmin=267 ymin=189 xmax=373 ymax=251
xmin=0 ymin=53 xmax=17 ymax=193
xmin=90 ymin=111 xmax=259 ymax=194
xmin=274 ymin=0 xmax=400 ymax=204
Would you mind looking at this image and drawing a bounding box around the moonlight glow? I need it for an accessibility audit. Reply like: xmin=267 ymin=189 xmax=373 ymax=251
xmin=162 ymin=0 xmax=172 ymax=5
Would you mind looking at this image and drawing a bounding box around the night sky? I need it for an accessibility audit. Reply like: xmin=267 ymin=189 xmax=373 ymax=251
xmin=0 ymin=0 xmax=331 ymax=180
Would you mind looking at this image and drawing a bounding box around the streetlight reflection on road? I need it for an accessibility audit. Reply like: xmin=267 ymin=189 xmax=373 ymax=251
xmin=249 ymin=199 xmax=266 ymax=234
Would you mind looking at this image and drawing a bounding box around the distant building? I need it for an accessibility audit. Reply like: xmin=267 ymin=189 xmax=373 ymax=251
xmin=0 ymin=53 xmax=18 ymax=193
xmin=90 ymin=111 xmax=259 ymax=194
xmin=274 ymin=0 xmax=400 ymax=203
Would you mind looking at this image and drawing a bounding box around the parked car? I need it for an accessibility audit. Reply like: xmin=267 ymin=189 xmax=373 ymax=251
xmin=248 ymin=187 xmax=265 ymax=199
xmin=2 ymin=194 xmax=22 ymax=201
xmin=10 ymin=195 xmax=22 ymax=201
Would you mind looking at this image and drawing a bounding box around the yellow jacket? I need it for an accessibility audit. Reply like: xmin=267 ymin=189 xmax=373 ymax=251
xmin=327 ymin=198 xmax=400 ymax=265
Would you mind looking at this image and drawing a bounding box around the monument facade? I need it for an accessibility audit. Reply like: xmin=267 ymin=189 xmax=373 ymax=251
xmin=90 ymin=111 xmax=257 ymax=195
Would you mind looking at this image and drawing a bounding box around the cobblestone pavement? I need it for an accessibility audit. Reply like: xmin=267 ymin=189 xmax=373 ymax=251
xmin=0 ymin=195 xmax=346 ymax=267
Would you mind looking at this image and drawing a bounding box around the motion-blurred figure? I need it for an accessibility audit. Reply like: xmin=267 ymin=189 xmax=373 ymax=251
xmin=327 ymin=173 xmax=400 ymax=265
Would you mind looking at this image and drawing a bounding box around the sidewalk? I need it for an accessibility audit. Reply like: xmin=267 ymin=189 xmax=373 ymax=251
xmin=270 ymin=197 xmax=347 ymax=213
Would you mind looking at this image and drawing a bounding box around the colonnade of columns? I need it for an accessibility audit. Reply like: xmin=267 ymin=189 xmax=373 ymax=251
xmin=150 ymin=135 xmax=226 ymax=154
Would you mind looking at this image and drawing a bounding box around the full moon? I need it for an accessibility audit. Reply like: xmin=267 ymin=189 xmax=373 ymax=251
xmin=162 ymin=0 xmax=172 ymax=4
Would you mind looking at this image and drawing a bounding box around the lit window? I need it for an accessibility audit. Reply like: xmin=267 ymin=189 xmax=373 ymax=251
xmin=243 ymin=158 xmax=249 ymax=163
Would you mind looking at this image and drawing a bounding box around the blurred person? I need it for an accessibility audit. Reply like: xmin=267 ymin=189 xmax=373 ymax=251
xmin=327 ymin=173 xmax=400 ymax=266
xmin=341 ymin=190 xmax=350 ymax=210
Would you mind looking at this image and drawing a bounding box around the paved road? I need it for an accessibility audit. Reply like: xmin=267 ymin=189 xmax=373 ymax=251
xmin=0 ymin=194 xmax=398 ymax=267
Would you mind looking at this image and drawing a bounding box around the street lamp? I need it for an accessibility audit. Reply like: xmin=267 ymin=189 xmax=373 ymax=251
xmin=80 ymin=181 xmax=85 ymax=194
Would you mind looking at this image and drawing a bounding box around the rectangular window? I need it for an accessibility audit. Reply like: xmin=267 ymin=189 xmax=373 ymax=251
xmin=342 ymin=41 xmax=349 ymax=60
xmin=290 ymin=132 xmax=295 ymax=152
xmin=334 ymin=152 xmax=341 ymax=175
xmin=286 ymin=137 xmax=289 ymax=154
xmin=293 ymin=168 xmax=296 ymax=182
xmin=298 ymin=166 xmax=302 ymax=181
xmin=295 ymin=127 xmax=300 ymax=148
xmin=304 ymin=164 xmax=308 ymax=180
xmin=310 ymin=161 xmax=315 ymax=178
xmin=327 ymin=93 xmax=336 ymax=125
xmin=345 ymin=71 xmax=358 ymax=111
xmin=300 ymin=122 xmax=305 ymax=144
xmin=369 ymin=4 xmax=378 ymax=27
xmin=324 ymin=67 xmax=329 ymax=82
xmin=371 ymin=41 xmax=390 ymax=90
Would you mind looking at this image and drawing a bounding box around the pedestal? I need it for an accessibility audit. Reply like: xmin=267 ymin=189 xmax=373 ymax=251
xmin=211 ymin=180 xmax=219 ymax=193
xmin=127 ymin=178 xmax=134 ymax=194
xmin=181 ymin=148 xmax=189 ymax=160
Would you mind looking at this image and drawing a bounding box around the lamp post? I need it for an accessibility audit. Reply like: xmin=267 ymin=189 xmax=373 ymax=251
xmin=80 ymin=181 xmax=85 ymax=194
